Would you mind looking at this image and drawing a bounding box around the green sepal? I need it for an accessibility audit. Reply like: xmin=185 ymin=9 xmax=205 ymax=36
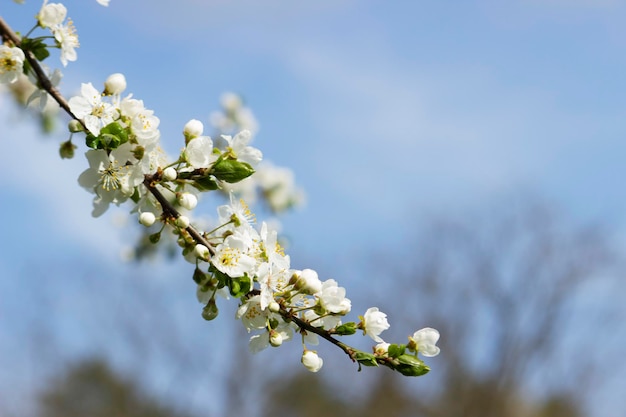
xmin=388 ymin=343 xmax=406 ymax=359
xmin=85 ymin=133 xmax=99 ymax=149
xmin=334 ymin=322 xmax=357 ymax=336
xmin=98 ymin=121 xmax=129 ymax=150
xmin=211 ymin=158 xmax=255 ymax=183
xmin=208 ymin=265 xmax=229 ymax=289
xmin=394 ymin=354 xmax=430 ymax=377
xmin=354 ymin=351 xmax=379 ymax=368
xmin=228 ymin=275 xmax=252 ymax=298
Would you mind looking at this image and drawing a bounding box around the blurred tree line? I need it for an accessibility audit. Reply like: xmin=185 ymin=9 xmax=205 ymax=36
xmin=28 ymin=198 xmax=625 ymax=417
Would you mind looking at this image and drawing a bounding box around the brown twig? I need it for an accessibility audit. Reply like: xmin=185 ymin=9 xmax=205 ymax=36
xmin=0 ymin=15 xmax=85 ymax=130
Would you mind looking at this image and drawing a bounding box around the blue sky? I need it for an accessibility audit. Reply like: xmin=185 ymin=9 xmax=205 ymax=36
xmin=2 ymin=0 xmax=626 ymax=415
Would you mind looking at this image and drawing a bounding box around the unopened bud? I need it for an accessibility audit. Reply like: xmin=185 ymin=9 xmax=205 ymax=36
xmin=139 ymin=212 xmax=156 ymax=227
xmin=184 ymin=119 xmax=204 ymax=141
xmin=163 ymin=167 xmax=177 ymax=181
xmin=269 ymin=330 xmax=283 ymax=347
xmin=294 ymin=269 xmax=322 ymax=294
xmin=194 ymin=244 xmax=210 ymax=260
xmin=301 ymin=350 xmax=323 ymax=373
xmin=59 ymin=140 xmax=76 ymax=159
xmin=68 ymin=119 xmax=83 ymax=133
xmin=178 ymin=193 xmax=197 ymax=210
xmin=176 ymin=215 xmax=190 ymax=229
xmin=268 ymin=301 xmax=280 ymax=313
xmin=202 ymin=300 xmax=219 ymax=321
xmin=104 ymin=73 xmax=127 ymax=95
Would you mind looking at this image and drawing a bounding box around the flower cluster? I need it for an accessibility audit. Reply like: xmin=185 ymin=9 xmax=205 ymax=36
xmin=37 ymin=1 xmax=80 ymax=66
xmin=0 ymin=0 xmax=440 ymax=377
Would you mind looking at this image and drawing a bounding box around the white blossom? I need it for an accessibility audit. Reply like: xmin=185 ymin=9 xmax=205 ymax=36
xmin=54 ymin=19 xmax=79 ymax=67
xmin=362 ymin=307 xmax=390 ymax=343
xmin=0 ymin=46 xmax=25 ymax=84
xmin=184 ymin=136 xmax=214 ymax=168
xmin=221 ymin=130 xmax=262 ymax=167
xmin=301 ymin=350 xmax=323 ymax=373
xmin=213 ymin=234 xmax=256 ymax=277
xmin=104 ymin=73 xmax=126 ymax=95
xmin=69 ymin=82 xmax=119 ymax=135
xmin=317 ymin=279 xmax=351 ymax=315
xmin=409 ymin=327 xmax=440 ymax=357
xmin=184 ymin=119 xmax=204 ymax=139
xmin=37 ymin=1 xmax=66 ymax=28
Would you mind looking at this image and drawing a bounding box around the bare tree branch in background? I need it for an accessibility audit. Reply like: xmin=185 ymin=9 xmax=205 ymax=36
xmin=389 ymin=198 xmax=622 ymax=417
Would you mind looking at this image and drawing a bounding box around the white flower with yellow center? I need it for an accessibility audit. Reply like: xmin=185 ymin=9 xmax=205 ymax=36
xmin=221 ymin=130 xmax=262 ymax=167
xmin=53 ymin=18 xmax=79 ymax=66
xmin=69 ymin=82 xmax=119 ymax=135
xmin=217 ymin=193 xmax=257 ymax=237
xmin=213 ymin=235 xmax=256 ymax=278
xmin=77 ymin=143 xmax=143 ymax=216
xmin=236 ymin=295 xmax=268 ymax=332
xmin=0 ymin=46 xmax=25 ymax=84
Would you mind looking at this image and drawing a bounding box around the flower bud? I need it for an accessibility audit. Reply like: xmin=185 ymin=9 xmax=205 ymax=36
xmin=59 ymin=140 xmax=77 ymax=159
xmin=294 ymin=269 xmax=322 ymax=294
xmin=268 ymin=301 xmax=280 ymax=313
xmin=373 ymin=342 xmax=390 ymax=357
xmin=269 ymin=330 xmax=283 ymax=347
xmin=68 ymin=119 xmax=83 ymax=133
xmin=104 ymin=73 xmax=127 ymax=95
xmin=178 ymin=193 xmax=198 ymax=210
xmin=194 ymin=244 xmax=210 ymax=260
xmin=184 ymin=119 xmax=204 ymax=141
xmin=202 ymin=300 xmax=219 ymax=321
xmin=163 ymin=167 xmax=178 ymax=181
xmin=301 ymin=350 xmax=323 ymax=373
xmin=139 ymin=212 xmax=156 ymax=227
xmin=176 ymin=215 xmax=190 ymax=229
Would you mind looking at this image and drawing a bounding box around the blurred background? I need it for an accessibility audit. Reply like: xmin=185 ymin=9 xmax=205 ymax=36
xmin=1 ymin=0 xmax=626 ymax=416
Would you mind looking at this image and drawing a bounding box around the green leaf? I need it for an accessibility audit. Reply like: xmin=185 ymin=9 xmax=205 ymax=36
xmin=193 ymin=176 xmax=220 ymax=191
xmin=211 ymin=159 xmax=255 ymax=183
xmin=21 ymin=38 xmax=50 ymax=61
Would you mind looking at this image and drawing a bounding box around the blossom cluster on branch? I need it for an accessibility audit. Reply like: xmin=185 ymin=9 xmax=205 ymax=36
xmin=0 ymin=0 xmax=440 ymax=376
